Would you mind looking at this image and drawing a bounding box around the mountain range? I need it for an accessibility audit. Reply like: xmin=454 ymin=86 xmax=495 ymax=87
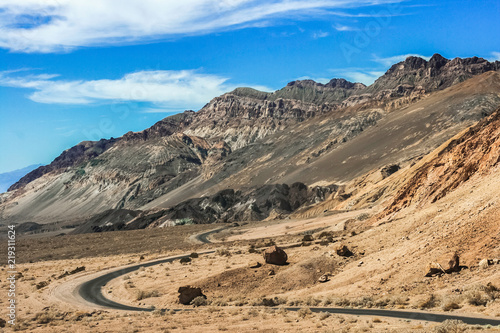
xmin=1 ymin=54 xmax=500 ymax=234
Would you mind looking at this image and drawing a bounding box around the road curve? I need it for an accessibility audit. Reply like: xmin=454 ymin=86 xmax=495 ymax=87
xmin=78 ymin=252 xmax=214 ymax=311
xmin=73 ymin=227 xmax=500 ymax=325
xmin=194 ymin=226 xmax=226 ymax=244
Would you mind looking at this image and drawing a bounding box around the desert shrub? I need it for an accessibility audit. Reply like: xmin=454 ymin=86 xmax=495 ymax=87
xmin=352 ymin=296 xmax=375 ymax=308
xmin=335 ymin=298 xmax=351 ymax=307
xmin=465 ymin=291 xmax=487 ymax=306
xmin=34 ymin=311 xmax=59 ymax=324
xmin=179 ymin=257 xmax=191 ymax=264
xmin=441 ymin=296 xmax=461 ymax=311
xmin=136 ymin=289 xmax=160 ymax=300
xmin=305 ymin=296 xmax=322 ymax=306
xmin=191 ymin=296 xmax=208 ymax=307
xmin=265 ymin=239 xmax=276 ymax=246
xmin=434 ymin=319 xmax=466 ymax=333
xmin=36 ymin=281 xmax=49 ymax=289
xmin=417 ymin=294 xmax=439 ymax=309
xmin=302 ymin=234 xmax=314 ymax=242
xmin=297 ymin=307 xmax=312 ymax=318
xmin=151 ymin=309 xmax=165 ymax=316
xmin=248 ymin=244 xmax=258 ymax=253
xmin=318 ymin=312 xmax=331 ymax=320
xmin=189 ymin=252 xmax=199 ymax=258
xmin=216 ymin=248 xmax=231 ymax=257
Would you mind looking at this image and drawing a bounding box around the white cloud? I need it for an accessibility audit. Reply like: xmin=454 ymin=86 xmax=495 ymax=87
xmin=295 ymin=76 xmax=331 ymax=84
xmin=312 ymin=31 xmax=330 ymax=39
xmin=0 ymin=0 xmax=403 ymax=53
xmin=372 ymin=53 xmax=431 ymax=67
xmin=490 ymin=52 xmax=500 ymax=61
xmin=334 ymin=24 xmax=358 ymax=31
xmin=336 ymin=70 xmax=385 ymax=85
xmin=0 ymin=69 xmax=273 ymax=109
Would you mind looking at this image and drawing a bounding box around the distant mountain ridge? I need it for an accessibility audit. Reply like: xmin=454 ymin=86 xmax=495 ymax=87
xmin=2 ymin=54 xmax=500 ymax=228
xmin=0 ymin=164 xmax=42 ymax=193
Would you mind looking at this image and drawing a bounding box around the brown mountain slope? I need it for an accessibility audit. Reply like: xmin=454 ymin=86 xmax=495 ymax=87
xmin=145 ymin=70 xmax=500 ymax=212
xmin=381 ymin=105 xmax=500 ymax=217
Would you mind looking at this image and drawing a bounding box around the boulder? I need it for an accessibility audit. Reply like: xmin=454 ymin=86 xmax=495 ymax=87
xmin=425 ymin=252 xmax=462 ymax=277
xmin=479 ymin=259 xmax=491 ymax=269
xmin=178 ymin=286 xmax=204 ymax=305
xmin=263 ymin=245 xmax=288 ymax=265
xmin=445 ymin=252 xmax=460 ymax=273
xmin=425 ymin=262 xmax=446 ymax=277
xmin=335 ymin=244 xmax=352 ymax=257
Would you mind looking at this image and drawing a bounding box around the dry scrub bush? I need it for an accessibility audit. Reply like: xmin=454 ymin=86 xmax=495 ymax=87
xmin=464 ymin=282 xmax=499 ymax=306
xmin=191 ymin=296 xmax=208 ymax=307
xmin=441 ymin=296 xmax=462 ymax=311
xmin=216 ymin=248 xmax=231 ymax=257
xmin=417 ymin=294 xmax=439 ymax=309
xmin=297 ymin=307 xmax=312 ymax=318
xmin=318 ymin=312 xmax=331 ymax=320
xmin=434 ymin=319 xmax=466 ymax=333
xmin=136 ymin=289 xmax=161 ymax=300
xmin=34 ymin=311 xmax=60 ymax=324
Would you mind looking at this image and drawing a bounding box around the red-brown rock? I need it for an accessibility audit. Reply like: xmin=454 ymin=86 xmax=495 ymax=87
xmin=263 ymin=245 xmax=288 ymax=265
xmin=178 ymin=286 xmax=204 ymax=305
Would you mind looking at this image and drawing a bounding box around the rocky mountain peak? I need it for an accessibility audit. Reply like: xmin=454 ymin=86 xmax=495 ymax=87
xmin=428 ymin=53 xmax=449 ymax=69
xmin=367 ymin=54 xmax=500 ymax=94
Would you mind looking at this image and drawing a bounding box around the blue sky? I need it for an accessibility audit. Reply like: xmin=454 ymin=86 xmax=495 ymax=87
xmin=0 ymin=0 xmax=499 ymax=173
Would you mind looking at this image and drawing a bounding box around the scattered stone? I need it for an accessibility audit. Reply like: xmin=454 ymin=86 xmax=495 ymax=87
xmin=263 ymin=245 xmax=288 ymax=265
xmin=178 ymin=286 xmax=204 ymax=305
xmin=0 ymin=318 xmax=5 ymax=328
xmin=318 ymin=274 xmax=329 ymax=283
xmin=335 ymin=243 xmax=353 ymax=257
xmin=268 ymin=269 xmax=275 ymax=276
xmin=248 ymin=261 xmax=262 ymax=269
xmin=358 ymin=261 xmax=364 ymax=266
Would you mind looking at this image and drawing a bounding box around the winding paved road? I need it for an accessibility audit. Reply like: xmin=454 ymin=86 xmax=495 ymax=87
xmin=74 ymin=227 xmax=500 ymax=325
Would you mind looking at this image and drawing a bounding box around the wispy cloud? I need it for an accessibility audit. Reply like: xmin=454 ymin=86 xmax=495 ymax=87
xmin=332 ymin=69 xmax=385 ymax=85
xmin=312 ymin=31 xmax=330 ymax=39
xmin=295 ymin=76 xmax=331 ymax=84
xmin=334 ymin=24 xmax=358 ymax=31
xmin=372 ymin=53 xmax=431 ymax=67
xmin=490 ymin=52 xmax=500 ymax=61
xmin=0 ymin=0 xmax=403 ymax=53
xmin=0 ymin=69 xmax=272 ymax=109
